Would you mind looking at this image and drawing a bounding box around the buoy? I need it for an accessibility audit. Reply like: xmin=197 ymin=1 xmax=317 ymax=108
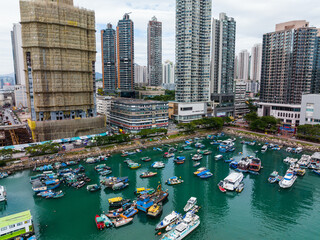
xmin=158 ymin=232 xmax=162 ymax=235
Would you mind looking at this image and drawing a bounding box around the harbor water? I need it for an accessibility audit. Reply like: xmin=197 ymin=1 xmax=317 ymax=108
xmin=1 ymin=136 xmax=320 ymax=240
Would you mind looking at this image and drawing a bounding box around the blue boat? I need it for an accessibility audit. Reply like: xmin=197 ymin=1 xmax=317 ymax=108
xmin=120 ymin=207 xmax=138 ymax=218
xmin=229 ymin=161 xmax=238 ymax=169
xmin=136 ymin=194 xmax=154 ymax=212
xmin=313 ymin=170 xmax=320 ymax=176
xmin=197 ymin=170 xmax=209 ymax=177
xmin=224 ymin=158 xmax=234 ymax=163
xmin=45 ymin=179 xmax=60 ymax=190
xmin=199 ymin=172 xmax=213 ymax=178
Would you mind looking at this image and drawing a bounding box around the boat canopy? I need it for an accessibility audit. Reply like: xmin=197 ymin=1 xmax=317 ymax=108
xmin=108 ymin=197 xmax=122 ymax=203
xmin=224 ymin=172 xmax=243 ymax=183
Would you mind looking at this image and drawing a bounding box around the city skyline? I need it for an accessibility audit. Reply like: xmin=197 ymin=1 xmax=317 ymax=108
xmin=1 ymin=0 xmax=320 ymax=75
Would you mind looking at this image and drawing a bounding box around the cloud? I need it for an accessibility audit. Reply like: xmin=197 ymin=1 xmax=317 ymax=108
xmin=0 ymin=0 xmax=319 ymax=75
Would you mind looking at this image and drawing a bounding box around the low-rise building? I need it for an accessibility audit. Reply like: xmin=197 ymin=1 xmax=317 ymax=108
xmin=300 ymin=94 xmax=320 ymax=125
xmin=109 ymin=98 xmax=168 ymax=134
xmin=96 ymin=96 xmax=113 ymax=119
xmin=0 ymin=210 xmax=34 ymax=239
xmin=257 ymin=102 xmax=301 ymax=127
xmin=169 ymin=102 xmax=209 ymax=123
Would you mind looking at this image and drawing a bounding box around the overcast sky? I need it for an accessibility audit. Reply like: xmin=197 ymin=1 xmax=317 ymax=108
xmin=0 ymin=0 xmax=320 ymax=75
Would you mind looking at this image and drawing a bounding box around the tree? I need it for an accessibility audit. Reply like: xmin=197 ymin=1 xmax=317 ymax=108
xmin=137 ymin=128 xmax=167 ymax=138
xmin=244 ymin=112 xmax=259 ymax=122
xmin=297 ymin=124 xmax=320 ymax=142
xmin=97 ymin=88 xmax=104 ymax=96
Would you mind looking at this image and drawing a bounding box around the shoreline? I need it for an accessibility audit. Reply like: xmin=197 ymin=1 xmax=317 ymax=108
xmin=2 ymin=128 xmax=319 ymax=173
xmin=225 ymin=127 xmax=320 ymax=152
xmin=0 ymin=131 xmax=217 ymax=173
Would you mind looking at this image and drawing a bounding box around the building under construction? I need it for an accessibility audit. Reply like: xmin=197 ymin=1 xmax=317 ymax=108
xmin=19 ymin=0 xmax=106 ymax=141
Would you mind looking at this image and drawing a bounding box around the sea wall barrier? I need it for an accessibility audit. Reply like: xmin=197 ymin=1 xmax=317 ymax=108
xmin=225 ymin=128 xmax=320 ymax=152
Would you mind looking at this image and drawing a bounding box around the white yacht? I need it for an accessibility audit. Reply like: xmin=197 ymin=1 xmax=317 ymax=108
xmin=0 ymin=185 xmax=7 ymax=202
xmin=161 ymin=212 xmax=200 ymax=240
xmin=151 ymin=161 xmax=165 ymax=168
xmin=156 ymin=211 xmax=181 ymax=230
xmin=183 ymin=197 xmax=197 ymax=212
xmin=261 ymin=145 xmax=268 ymax=153
xmin=219 ymin=172 xmax=244 ymax=191
xmin=279 ymin=171 xmax=297 ymax=188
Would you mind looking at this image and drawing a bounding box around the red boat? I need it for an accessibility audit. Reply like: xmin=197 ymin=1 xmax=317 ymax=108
xmin=174 ymin=160 xmax=184 ymax=165
xmin=95 ymin=215 xmax=106 ymax=230
xmin=249 ymin=158 xmax=261 ymax=172
xmin=217 ymin=181 xmax=226 ymax=193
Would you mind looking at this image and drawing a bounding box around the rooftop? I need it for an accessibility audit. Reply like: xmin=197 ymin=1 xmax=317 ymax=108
xmin=113 ymin=98 xmax=167 ymax=105
xmin=0 ymin=210 xmax=32 ymax=229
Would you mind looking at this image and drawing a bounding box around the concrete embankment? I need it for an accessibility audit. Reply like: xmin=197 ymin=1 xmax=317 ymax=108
xmin=225 ymin=128 xmax=320 ymax=152
xmin=0 ymin=131 xmax=216 ymax=173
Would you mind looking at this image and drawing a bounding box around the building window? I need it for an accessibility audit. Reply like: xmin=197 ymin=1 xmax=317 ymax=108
xmin=180 ymin=107 xmax=192 ymax=111
xmin=9 ymin=224 xmax=15 ymax=229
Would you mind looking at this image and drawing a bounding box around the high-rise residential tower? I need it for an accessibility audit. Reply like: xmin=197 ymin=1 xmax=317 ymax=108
xmin=258 ymin=20 xmax=320 ymax=127
xmin=260 ymin=20 xmax=319 ymax=105
xmin=210 ymin=13 xmax=236 ymax=117
xmin=238 ymin=50 xmax=250 ymax=80
xmin=250 ymin=43 xmax=262 ymax=82
xmin=11 ymin=23 xmax=25 ymax=86
xmin=175 ymin=0 xmax=211 ymax=102
xmin=116 ymin=13 xmax=134 ymax=91
xmin=19 ymin=0 xmax=106 ymax=141
xmin=147 ymin=16 xmax=162 ymax=86
xmin=163 ymin=60 xmax=175 ymax=84
xmin=101 ymin=23 xmax=117 ymax=91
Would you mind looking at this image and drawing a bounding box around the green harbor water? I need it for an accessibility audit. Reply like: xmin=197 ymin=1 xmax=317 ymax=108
xmin=1 ymin=136 xmax=320 ymax=240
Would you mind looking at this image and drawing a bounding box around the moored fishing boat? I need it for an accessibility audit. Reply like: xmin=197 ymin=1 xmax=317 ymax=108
xmin=193 ymin=162 xmax=200 ymax=167
xmin=140 ymin=171 xmax=157 ymax=178
xmin=313 ymin=169 xmax=320 ymax=176
xmin=128 ymin=162 xmax=141 ymax=169
xmin=141 ymin=156 xmax=151 ymax=162
xmin=160 ymin=212 xmax=200 ymax=240
xmin=120 ymin=207 xmax=138 ymax=219
xmin=193 ymin=167 xmax=207 ymax=175
xmin=99 ymin=170 xmax=112 ymax=176
xmin=183 ymin=197 xmax=197 ymax=212
xmin=192 ymin=154 xmax=203 ymax=161
xmin=202 ymin=150 xmax=212 ymax=155
xmin=156 ymin=211 xmax=181 ymax=230
xmin=218 ymin=172 xmax=244 ymax=192
xmin=199 ymin=171 xmax=213 ymax=179
xmin=112 ymin=217 xmax=133 ymax=228
xmin=151 ymin=161 xmax=165 ymax=168
xmin=112 ymin=182 xmax=129 ymax=191
xmin=86 ymin=184 xmax=101 ymax=192
xmin=268 ymin=171 xmax=279 ymax=183
xmin=164 ymin=152 xmax=175 ymax=158
xmin=108 ymin=197 xmax=131 ymax=208
xmin=147 ymin=203 xmax=163 ymax=218
xmin=100 ymin=214 xmax=113 ymax=228
xmin=215 ymin=154 xmax=223 ymax=160
xmin=174 ymin=156 xmax=185 ymax=164
xmin=261 ymin=145 xmax=268 ymax=153
xmin=279 ymin=171 xmax=297 ymax=188
xmin=86 ymin=158 xmax=98 ymax=164
xmin=166 ymin=176 xmax=184 ymax=185
xmin=95 ymin=215 xmax=105 ymax=230
xmin=249 ymin=158 xmax=261 ymax=172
